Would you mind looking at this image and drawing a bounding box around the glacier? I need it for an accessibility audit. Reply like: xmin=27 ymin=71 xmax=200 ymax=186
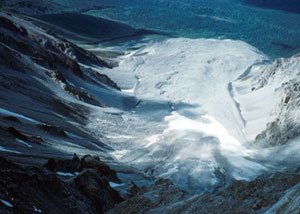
xmin=87 ymin=38 xmax=300 ymax=192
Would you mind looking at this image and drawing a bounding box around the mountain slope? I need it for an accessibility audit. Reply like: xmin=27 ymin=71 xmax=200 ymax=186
xmin=0 ymin=11 xmax=129 ymax=164
xmin=0 ymin=11 xmax=136 ymax=213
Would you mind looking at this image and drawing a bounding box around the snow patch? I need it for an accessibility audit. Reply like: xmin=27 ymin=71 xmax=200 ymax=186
xmin=0 ymin=146 xmax=21 ymax=154
xmin=34 ymin=206 xmax=42 ymax=213
xmin=16 ymin=138 xmax=32 ymax=148
xmin=56 ymin=172 xmax=74 ymax=177
xmin=0 ymin=198 xmax=13 ymax=207
xmin=109 ymin=182 xmax=125 ymax=188
xmin=66 ymin=80 xmax=76 ymax=87
xmin=65 ymin=131 xmax=83 ymax=140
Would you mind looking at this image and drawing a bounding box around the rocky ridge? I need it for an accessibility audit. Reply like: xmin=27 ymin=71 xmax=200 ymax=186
xmin=0 ymin=155 xmax=123 ymax=214
xmin=0 ymin=10 xmax=125 ymax=163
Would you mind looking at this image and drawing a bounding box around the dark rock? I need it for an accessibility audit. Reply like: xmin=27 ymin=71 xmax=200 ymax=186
xmin=44 ymin=154 xmax=120 ymax=184
xmin=46 ymin=70 xmax=103 ymax=106
xmin=44 ymin=158 xmax=57 ymax=171
xmin=0 ymin=156 xmax=122 ymax=214
xmin=0 ymin=16 xmax=28 ymax=36
xmin=89 ymin=68 xmax=121 ymax=90
xmin=56 ymin=154 xmax=81 ymax=173
xmin=79 ymin=155 xmax=121 ymax=183
xmin=44 ymin=154 xmax=80 ymax=173
xmin=36 ymin=124 xmax=67 ymax=138
xmin=7 ymin=127 xmax=28 ymax=141
xmin=64 ymin=57 xmax=83 ymax=77
xmin=74 ymin=169 xmax=123 ymax=213
xmin=46 ymin=70 xmax=66 ymax=83
xmin=125 ymin=181 xmax=141 ymax=198
xmin=3 ymin=116 xmax=20 ymax=123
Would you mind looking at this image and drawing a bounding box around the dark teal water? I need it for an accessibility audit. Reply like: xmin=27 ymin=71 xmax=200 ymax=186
xmin=86 ymin=0 xmax=300 ymax=58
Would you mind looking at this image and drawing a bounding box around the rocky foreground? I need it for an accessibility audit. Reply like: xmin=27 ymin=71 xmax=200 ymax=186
xmin=108 ymin=169 xmax=300 ymax=214
xmin=0 ymin=155 xmax=122 ymax=214
xmin=0 ymin=11 xmax=300 ymax=214
xmin=1 ymin=152 xmax=300 ymax=213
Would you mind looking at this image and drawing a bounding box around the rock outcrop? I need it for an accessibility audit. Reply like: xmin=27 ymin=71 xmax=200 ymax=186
xmin=252 ymin=55 xmax=300 ymax=147
xmin=0 ymin=155 xmax=123 ymax=214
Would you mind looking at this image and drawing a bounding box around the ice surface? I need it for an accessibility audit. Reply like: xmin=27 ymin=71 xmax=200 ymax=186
xmin=89 ymin=38 xmax=298 ymax=192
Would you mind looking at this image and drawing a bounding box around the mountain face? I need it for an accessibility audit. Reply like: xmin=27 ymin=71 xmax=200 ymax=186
xmin=232 ymin=54 xmax=300 ymax=147
xmin=0 ymin=8 xmax=300 ymax=214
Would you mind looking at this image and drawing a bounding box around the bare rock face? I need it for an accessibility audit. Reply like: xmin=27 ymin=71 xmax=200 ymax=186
xmin=74 ymin=169 xmax=122 ymax=213
xmin=0 ymin=155 xmax=123 ymax=214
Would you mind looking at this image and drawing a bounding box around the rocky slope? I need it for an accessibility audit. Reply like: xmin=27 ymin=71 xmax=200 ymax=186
xmin=0 ymin=10 xmax=125 ymax=161
xmin=107 ymin=170 xmax=300 ymax=214
xmin=0 ymin=10 xmax=131 ymax=213
xmin=0 ymin=155 xmax=122 ymax=214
